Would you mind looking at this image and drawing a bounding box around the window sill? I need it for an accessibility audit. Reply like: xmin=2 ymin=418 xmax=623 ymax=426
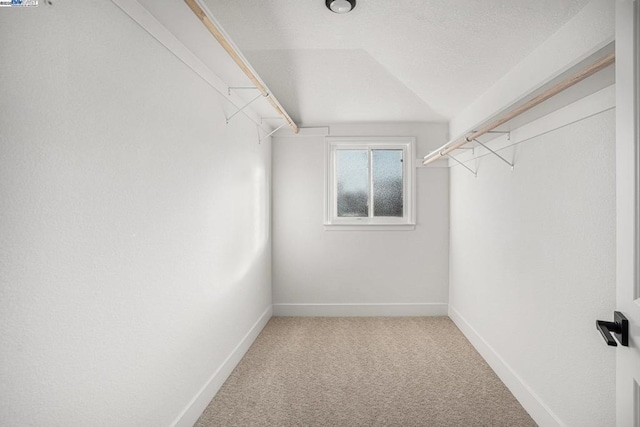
xmin=323 ymin=223 xmax=416 ymax=231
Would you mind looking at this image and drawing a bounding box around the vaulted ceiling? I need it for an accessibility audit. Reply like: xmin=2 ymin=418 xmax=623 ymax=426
xmin=205 ymin=0 xmax=590 ymax=125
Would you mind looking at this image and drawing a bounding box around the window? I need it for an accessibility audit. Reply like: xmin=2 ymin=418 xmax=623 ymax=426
xmin=325 ymin=137 xmax=415 ymax=230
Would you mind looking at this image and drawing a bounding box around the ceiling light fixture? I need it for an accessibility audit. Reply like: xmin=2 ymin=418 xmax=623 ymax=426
xmin=326 ymin=0 xmax=356 ymax=14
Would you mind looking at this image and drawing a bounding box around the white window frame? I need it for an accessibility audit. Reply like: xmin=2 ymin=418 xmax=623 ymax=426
xmin=324 ymin=137 xmax=416 ymax=230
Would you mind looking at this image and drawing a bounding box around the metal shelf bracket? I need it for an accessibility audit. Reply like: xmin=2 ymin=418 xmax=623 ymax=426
xmin=259 ymin=122 xmax=287 ymax=142
xmin=444 ymin=151 xmax=477 ymax=177
xmin=473 ymin=138 xmax=514 ymax=170
xmin=226 ymin=92 xmax=266 ymax=124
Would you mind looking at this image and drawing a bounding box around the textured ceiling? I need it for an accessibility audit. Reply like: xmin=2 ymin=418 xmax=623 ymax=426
xmin=205 ymin=0 xmax=590 ymax=125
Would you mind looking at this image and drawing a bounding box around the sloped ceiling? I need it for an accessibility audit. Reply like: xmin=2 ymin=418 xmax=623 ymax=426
xmin=205 ymin=0 xmax=590 ymax=125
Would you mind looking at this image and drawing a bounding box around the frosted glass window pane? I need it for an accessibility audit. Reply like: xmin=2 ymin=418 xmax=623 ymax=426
xmin=336 ymin=150 xmax=369 ymax=217
xmin=372 ymin=150 xmax=403 ymax=217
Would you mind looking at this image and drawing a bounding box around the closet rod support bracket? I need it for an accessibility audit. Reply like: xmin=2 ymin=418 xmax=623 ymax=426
xmin=473 ymin=139 xmax=514 ymax=170
xmin=226 ymin=92 xmax=265 ymax=124
xmin=259 ymin=122 xmax=287 ymax=142
xmin=444 ymin=152 xmax=477 ymax=178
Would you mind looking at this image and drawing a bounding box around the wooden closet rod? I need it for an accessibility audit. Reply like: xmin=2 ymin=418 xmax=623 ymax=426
xmin=184 ymin=0 xmax=299 ymax=134
xmin=423 ymin=52 xmax=615 ymax=165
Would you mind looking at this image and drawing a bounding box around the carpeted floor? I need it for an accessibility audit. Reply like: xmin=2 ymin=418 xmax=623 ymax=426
xmin=196 ymin=317 xmax=536 ymax=426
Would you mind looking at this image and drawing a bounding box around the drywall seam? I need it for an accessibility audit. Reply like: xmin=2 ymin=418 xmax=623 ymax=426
xmin=273 ymin=303 xmax=448 ymax=317
xmin=449 ymin=306 xmax=565 ymax=427
xmin=110 ymin=0 xmax=265 ymax=129
xmin=447 ymin=84 xmax=615 ymax=167
xmin=171 ymin=305 xmax=273 ymax=427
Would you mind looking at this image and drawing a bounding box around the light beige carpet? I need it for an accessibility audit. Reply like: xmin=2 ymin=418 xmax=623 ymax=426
xmin=196 ymin=317 xmax=536 ymax=427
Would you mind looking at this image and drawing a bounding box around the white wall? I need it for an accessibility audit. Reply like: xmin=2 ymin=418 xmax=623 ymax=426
xmin=0 ymin=2 xmax=271 ymax=426
xmin=446 ymin=1 xmax=617 ymax=423
xmin=448 ymin=98 xmax=616 ymax=425
xmin=272 ymin=123 xmax=450 ymax=316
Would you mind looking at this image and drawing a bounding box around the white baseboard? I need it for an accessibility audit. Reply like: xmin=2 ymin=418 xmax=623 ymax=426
xmin=448 ymin=306 xmax=565 ymax=427
xmin=273 ymin=303 xmax=448 ymax=317
xmin=171 ymin=305 xmax=273 ymax=427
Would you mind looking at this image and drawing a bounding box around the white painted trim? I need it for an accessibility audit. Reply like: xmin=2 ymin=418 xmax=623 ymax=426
xmin=171 ymin=306 xmax=273 ymax=427
xmin=448 ymin=306 xmax=565 ymax=427
xmin=615 ymin=2 xmax=640 ymax=425
xmin=110 ymin=0 xmax=265 ymax=129
xmin=323 ymin=224 xmax=416 ymax=231
xmin=273 ymin=303 xmax=448 ymax=317
xmin=273 ymin=127 xmax=330 ymax=138
xmin=447 ymin=84 xmax=615 ymax=167
xmin=324 ymin=137 xmax=416 ymax=227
